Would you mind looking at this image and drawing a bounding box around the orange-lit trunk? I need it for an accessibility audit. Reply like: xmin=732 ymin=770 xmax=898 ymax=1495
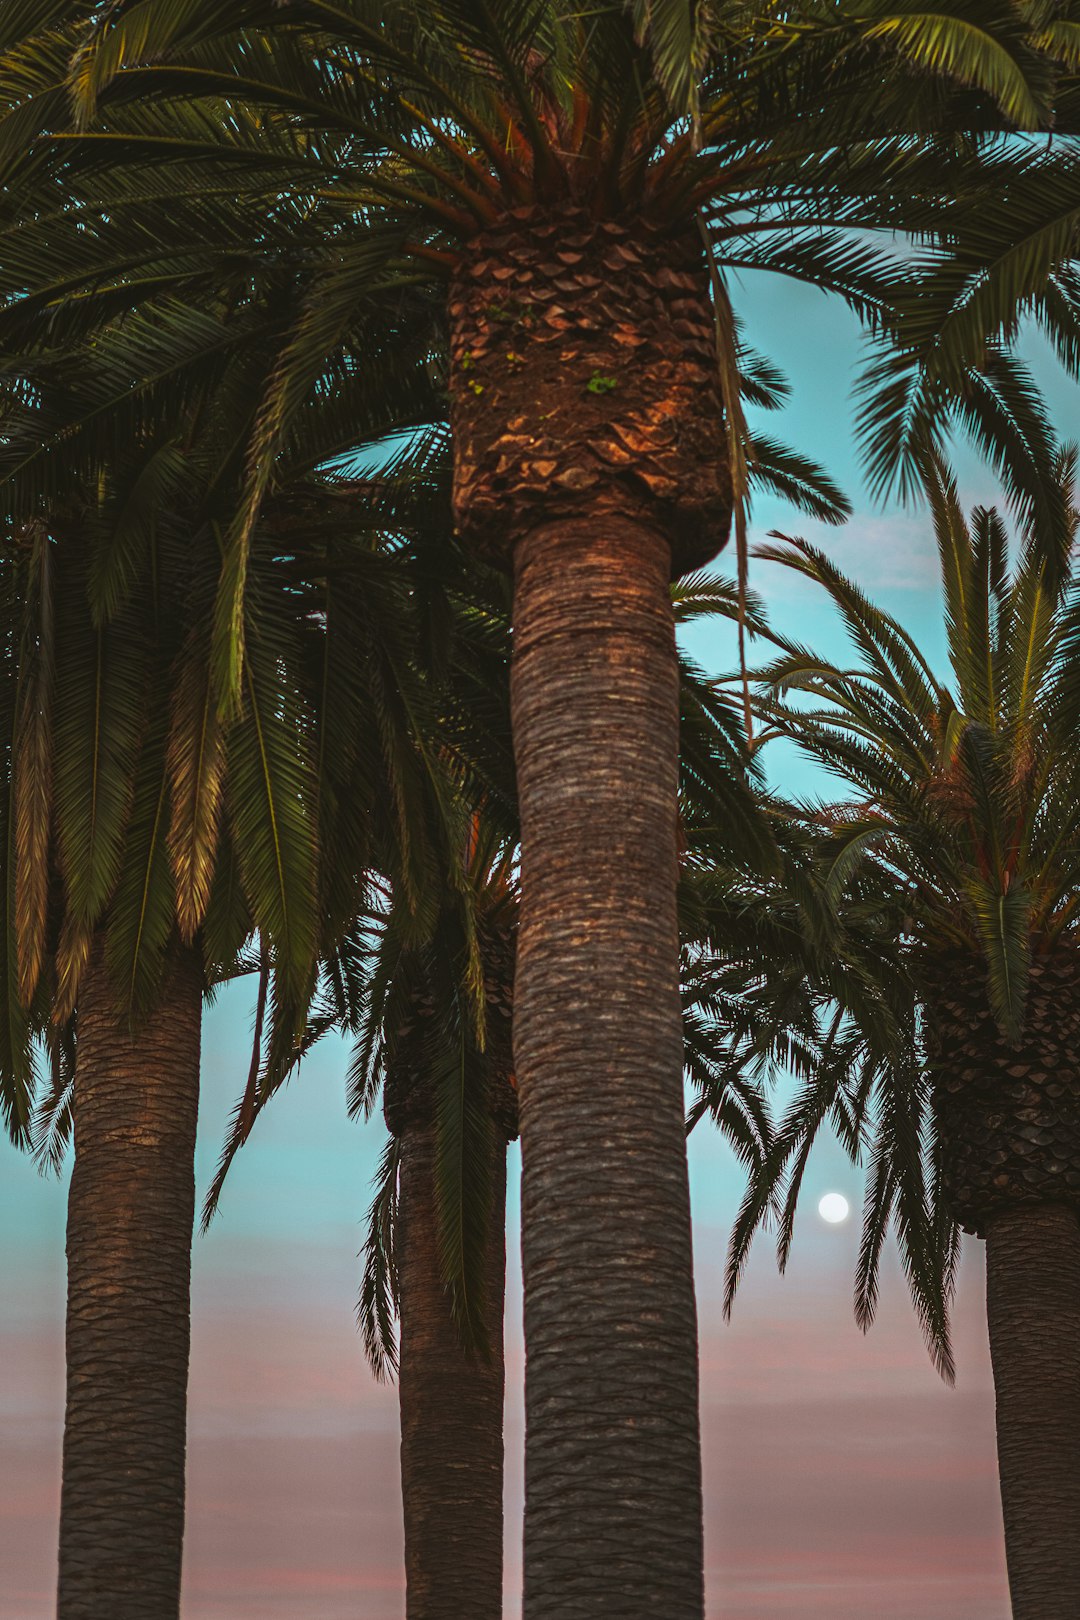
xmin=449 ymin=204 xmax=730 ymax=1620
xmin=511 ymin=514 xmax=704 ymax=1618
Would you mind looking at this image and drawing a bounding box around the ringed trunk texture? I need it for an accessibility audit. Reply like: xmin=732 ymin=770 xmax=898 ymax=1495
xmin=927 ymin=951 xmax=1080 ymax=1613
xmin=449 ymin=201 xmax=728 ymax=1620
xmin=985 ymin=1205 xmax=1080 ymax=1620
xmin=397 ymin=1118 xmax=508 ymax=1620
xmin=512 ymin=517 xmax=704 ymax=1619
xmin=58 ymin=937 xmax=203 ymax=1620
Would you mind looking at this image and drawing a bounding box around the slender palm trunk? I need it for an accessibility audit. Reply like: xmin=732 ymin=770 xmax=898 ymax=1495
xmin=985 ymin=1204 xmax=1080 ymax=1620
xmin=397 ymin=1116 xmax=508 ymax=1620
xmin=512 ymin=516 xmax=703 ymax=1620
xmin=58 ymin=936 xmax=202 ymax=1620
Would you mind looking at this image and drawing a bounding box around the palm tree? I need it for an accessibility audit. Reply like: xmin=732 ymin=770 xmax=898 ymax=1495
xmin=4 ymin=112 xmax=843 ymax=1591
xmin=693 ymin=805 xmax=958 ymax=1374
xmin=345 ymin=582 xmax=786 ymax=1620
xmin=0 ymin=509 xmax=241 ymax=1620
xmin=0 ymin=312 xmax=467 ymax=1615
xmin=357 ymin=848 xmax=519 ymax=1620
xmin=5 ymin=7 xmax=1080 ymax=1609
xmin=206 ymin=557 xmax=801 ymax=1620
xmin=729 ymin=456 xmax=1080 ymax=1618
xmin=204 ymin=556 xmax=523 ymax=1620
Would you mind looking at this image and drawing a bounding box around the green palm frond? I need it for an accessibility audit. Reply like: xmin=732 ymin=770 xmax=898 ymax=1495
xmin=721 ymin=445 xmax=1080 ymax=1376
xmin=12 ymin=525 xmax=54 ymax=1006
xmin=359 ymin=1131 xmax=402 ymax=1381
xmin=52 ymin=580 xmax=145 ymax=936
xmin=28 ymin=1017 xmax=76 ymax=1176
xmin=1 ymin=0 xmax=1075 ymax=694
xmin=854 ymin=5 xmax=1045 ymax=127
xmin=167 ymin=621 xmax=227 ymax=944
xmin=227 ymin=606 xmax=319 ymax=1014
xmin=103 ymin=704 xmax=175 ymax=1018
xmin=747 ymin=434 xmax=852 ymax=527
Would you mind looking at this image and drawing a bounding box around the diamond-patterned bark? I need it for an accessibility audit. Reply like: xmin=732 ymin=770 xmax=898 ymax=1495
xmin=448 ymin=204 xmax=732 ymax=578
xmin=926 ymin=948 xmax=1080 ymax=1236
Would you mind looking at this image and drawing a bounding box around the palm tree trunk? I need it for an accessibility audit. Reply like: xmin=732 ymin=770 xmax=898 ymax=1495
xmin=397 ymin=1116 xmax=507 ymax=1620
xmin=57 ymin=936 xmax=202 ymax=1620
xmin=985 ymin=1204 xmax=1080 ymax=1620
xmin=512 ymin=515 xmax=704 ymax=1620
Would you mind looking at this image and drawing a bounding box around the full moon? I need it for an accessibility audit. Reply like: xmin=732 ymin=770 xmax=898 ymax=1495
xmin=818 ymin=1192 xmax=850 ymax=1224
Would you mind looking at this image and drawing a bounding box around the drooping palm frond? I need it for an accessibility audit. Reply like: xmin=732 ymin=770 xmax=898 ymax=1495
xmin=0 ymin=282 xmax=485 ymax=1165
xmin=1 ymin=0 xmax=1077 ymax=712
xmin=716 ymin=446 xmax=1080 ymax=1379
xmin=756 ymin=445 xmax=1080 ymax=1033
xmin=359 ymin=1130 xmax=402 ymax=1381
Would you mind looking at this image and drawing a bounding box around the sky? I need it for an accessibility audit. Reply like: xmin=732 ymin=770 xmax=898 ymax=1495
xmin=4 ymin=269 xmax=1078 ymax=1619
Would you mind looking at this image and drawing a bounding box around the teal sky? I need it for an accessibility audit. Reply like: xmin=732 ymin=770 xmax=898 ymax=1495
xmin=4 ymin=270 xmax=1077 ymax=1617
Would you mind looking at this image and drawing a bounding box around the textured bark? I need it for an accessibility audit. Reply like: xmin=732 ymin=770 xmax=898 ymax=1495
xmin=926 ymin=947 xmax=1080 ymax=1235
xmin=448 ymin=205 xmax=732 ymax=579
xmin=58 ymin=936 xmax=203 ymax=1620
xmin=512 ymin=517 xmax=704 ymax=1619
xmin=397 ymin=1118 xmax=508 ymax=1620
xmin=387 ymin=909 xmax=517 ymax=1620
xmin=985 ymin=1205 xmax=1080 ymax=1620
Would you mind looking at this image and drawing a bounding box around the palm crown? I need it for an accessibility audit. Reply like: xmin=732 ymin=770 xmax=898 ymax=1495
xmin=6 ymin=6 xmax=1080 ymax=1612
xmin=718 ymin=462 xmax=1080 ymax=1612
xmin=715 ymin=452 xmax=1080 ymax=1384
xmin=4 ymin=2 xmax=1080 ymax=682
xmin=758 ymin=452 xmax=1080 ymax=1036
xmin=0 ymin=289 xmax=483 ymax=1151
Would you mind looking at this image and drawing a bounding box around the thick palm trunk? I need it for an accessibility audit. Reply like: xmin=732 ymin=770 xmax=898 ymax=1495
xmin=985 ymin=1205 xmax=1080 ymax=1620
xmin=397 ymin=1117 xmax=508 ymax=1620
xmin=449 ymin=204 xmax=728 ymax=1620
xmin=512 ymin=516 xmax=703 ymax=1619
xmin=58 ymin=937 xmax=202 ymax=1620
xmin=929 ymin=952 xmax=1080 ymax=1612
